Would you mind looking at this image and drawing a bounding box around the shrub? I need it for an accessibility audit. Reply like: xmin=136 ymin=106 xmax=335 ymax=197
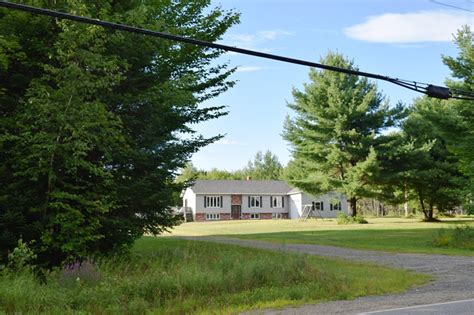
xmin=7 ymin=239 xmax=37 ymax=272
xmin=336 ymin=212 xmax=368 ymax=225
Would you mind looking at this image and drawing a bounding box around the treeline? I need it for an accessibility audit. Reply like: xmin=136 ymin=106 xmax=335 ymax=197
xmin=177 ymin=150 xmax=284 ymax=182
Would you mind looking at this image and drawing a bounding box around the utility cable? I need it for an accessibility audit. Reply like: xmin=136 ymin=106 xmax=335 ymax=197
xmin=1 ymin=1 xmax=473 ymax=100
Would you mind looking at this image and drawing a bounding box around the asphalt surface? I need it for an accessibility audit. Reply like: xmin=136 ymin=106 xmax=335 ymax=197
xmin=181 ymin=236 xmax=474 ymax=314
xmin=358 ymin=299 xmax=474 ymax=314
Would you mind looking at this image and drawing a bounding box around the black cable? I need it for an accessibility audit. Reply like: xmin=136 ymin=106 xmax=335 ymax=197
xmin=429 ymin=0 xmax=474 ymax=13
xmin=1 ymin=1 xmax=473 ymax=100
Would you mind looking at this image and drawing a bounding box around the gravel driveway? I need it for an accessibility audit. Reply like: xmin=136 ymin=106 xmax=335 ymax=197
xmin=182 ymin=236 xmax=474 ymax=314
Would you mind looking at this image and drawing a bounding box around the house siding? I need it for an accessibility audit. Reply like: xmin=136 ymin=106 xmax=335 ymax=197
xmin=289 ymin=191 xmax=348 ymax=219
xmin=183 ymin=180 xmax=349 ymax=221
xmin=182 ymin=188 xmax=197 ymax=220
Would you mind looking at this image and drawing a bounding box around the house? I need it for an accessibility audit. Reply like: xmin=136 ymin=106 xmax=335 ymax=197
xmin=181 ymin=179 xmax=348 ymax=221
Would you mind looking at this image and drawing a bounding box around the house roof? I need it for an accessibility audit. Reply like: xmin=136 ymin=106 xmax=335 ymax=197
xmin=189 ymin=180 xmax=294 ymax=195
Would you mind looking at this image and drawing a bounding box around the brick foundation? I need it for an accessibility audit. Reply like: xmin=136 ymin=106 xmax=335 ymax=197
xmin=195 ymin=213 xmax=231 ymax=221
xmin=220 ymin=213 xmax=231 ymax=220
xmin=195 ymin=212 xmax=289 ymax=221
xmin=195 ymin=213 xmax=206 ymax=221
xmin=241 ymin=213 xmax=251 ymax=220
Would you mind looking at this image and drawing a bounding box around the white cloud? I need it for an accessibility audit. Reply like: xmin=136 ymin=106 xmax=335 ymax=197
xmin=235 ymin=66 xmax=263 ymax=73
xmin=227 ymin=29 xmax=293 ymax=47
xmin=214 ymin=139 xmax=247 ymax=146
xmin=344 ymin=11 xmax=473 ymax=43
xmin=258 ymin=30 xmax=293 ymax=40
xmin=229 ymin=34 xmax=257 ymax=43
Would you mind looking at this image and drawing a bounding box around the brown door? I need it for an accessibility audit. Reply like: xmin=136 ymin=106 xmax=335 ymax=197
xmin=231 ymin=205 xmax=241 ymax=219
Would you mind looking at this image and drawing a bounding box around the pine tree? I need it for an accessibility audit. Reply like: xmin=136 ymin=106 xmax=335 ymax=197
xmin=402 ymin=98 xmax=467 ymax=220
xmin=283 ymin=52 xmax=405 ymax=216
xmin=439 ymin=26 xmax=473 ymax=212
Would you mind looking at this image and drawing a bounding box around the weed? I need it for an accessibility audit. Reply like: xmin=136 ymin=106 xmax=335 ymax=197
xmin=433 ymin=225 xmax=474 ymax=250
xmin=0 ymin=238 xmax=428 ymax=314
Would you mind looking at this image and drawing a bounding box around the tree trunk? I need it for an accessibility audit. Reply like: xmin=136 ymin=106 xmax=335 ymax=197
xmin=349 ymin=197 xmax=357 ymax=217
xmin=418 ymin=191 xmax=429 ymax=220
xmin=428 ymin=203 xmax=434 ymax=221
xmin=404 ymin=182 xmax=409 ymax=217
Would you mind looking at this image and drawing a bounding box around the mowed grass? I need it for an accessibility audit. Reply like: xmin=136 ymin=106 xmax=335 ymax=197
xmin=168 ymin=217 xmax=474 ymax=256
xmin=0 ymin=237 xmax=429 ymax=314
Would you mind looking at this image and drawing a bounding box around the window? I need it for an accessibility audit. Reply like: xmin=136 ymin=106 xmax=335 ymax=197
xmin=206 ymin=213 xmax=220 ymax=220
xmin=272 ymin=213 xmax=283 ymax=219
xmin=330 ymin=202 xmax=342 ymax=211
xmin=205 ymin=196 xmax=222 ymax=208
xmin=249 ymin=196 xmax=262 ymax=208
xmin=271 ymin=196 xmax=285 ymax=208
xmin=250 ymin=213 xmax=260 ymax=219
xmin=312 ymin=201 xmax=324 ymax=211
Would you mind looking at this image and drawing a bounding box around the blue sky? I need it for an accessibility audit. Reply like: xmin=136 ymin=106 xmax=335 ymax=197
xmin=190 ymin=0 xmax=473 ymax=171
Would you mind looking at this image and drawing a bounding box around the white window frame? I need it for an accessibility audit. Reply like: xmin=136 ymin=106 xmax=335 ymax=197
xmin=271 ymin=196 xmax=284 ymax=208
xmin=206 ymin=213 xmax=220 ymax=221
xmin=330 ymin=201 xmax=341 ymax=211
xmin=250 ymin=213 xmax=260 ymax=219
xmin=205 ymin=196 xmax=222 ymax=208
xmin=249 ymin=196 xmax=261 ymax=208
xmin=272 ymin=213 xmax=283 ymax=219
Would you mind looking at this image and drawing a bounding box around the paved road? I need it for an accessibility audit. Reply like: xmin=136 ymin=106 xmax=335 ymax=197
xmin=181 ymin=237 xmax=474 ymax=314
xmin=359 ymin=299 xmax=474 ymax=314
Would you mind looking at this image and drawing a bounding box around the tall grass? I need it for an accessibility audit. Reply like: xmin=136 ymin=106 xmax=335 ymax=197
xmin=0 ymin=237 xmax=428 ymax=314
xmin=433 ymin=225 xmax=474 ymax=250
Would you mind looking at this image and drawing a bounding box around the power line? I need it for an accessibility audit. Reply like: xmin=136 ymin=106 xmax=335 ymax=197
xmin=1 ymin=1 xmax=473 ymax=100
xmin=429 ymin=0 xmax=474 ymax=12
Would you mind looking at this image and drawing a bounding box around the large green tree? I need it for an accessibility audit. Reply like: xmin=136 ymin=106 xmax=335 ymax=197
xmin=283 ymin=52 xmax=405 ymax=216
xmin=402 ymin=98 xmax=466 ymax=220
xmin=0 ymin=0 xmax=239 ymax=267
xmin=437 ymin=26 xmax=473 ymax=212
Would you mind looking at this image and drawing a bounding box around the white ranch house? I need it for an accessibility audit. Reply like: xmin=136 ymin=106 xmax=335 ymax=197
xmin=181 ymin=179 xmax=348 ymax=221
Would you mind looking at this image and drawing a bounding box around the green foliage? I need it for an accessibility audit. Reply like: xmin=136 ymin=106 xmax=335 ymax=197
xmin=283 ymin=52 xmax=406 ymax=216
xmin=176 ymin=150 xmax=283 ymax=183
xmin=243 ymin=150 xmax=283 ymax=180
xmin=439 ymin=26 xmax=474 ymax=212
xmin=401 ymin=98 xmax=467 ymax=221
xmin=7 ymin=239 xmax=37 ymax=272
xmin=0 ymin=237 xmax=428 ymax=314
xmin=336 ymin=212 xmax=368 ymax=225
xmin=0 ymin=0 xmax=239 ymax=268
xmin=433 ymin=225 xmax=474 ymax=250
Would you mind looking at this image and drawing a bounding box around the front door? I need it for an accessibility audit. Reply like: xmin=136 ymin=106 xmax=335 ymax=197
xmin=231 ymin=205 xmax=241 ymax=220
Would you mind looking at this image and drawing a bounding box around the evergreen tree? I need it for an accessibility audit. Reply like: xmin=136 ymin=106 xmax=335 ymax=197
xmin=0 ymin=0 xmax=239 ymax=267
xmin=437 ymin=26 xmax=473 ymax=212
xmin=402 ymin=98 xmax=467 ymax=220
xmin=283 ymin=52 xmax=405 ymax=216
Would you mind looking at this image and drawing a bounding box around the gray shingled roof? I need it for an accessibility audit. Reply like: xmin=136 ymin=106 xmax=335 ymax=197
xmin=190 ymin=180 xmax=293 ymax=195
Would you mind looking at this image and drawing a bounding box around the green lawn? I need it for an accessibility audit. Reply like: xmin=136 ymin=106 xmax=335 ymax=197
xmin=168 ymin=217 xmax=474 ymax=256
xmin=0 ymin=237 xmax=429 ymax=314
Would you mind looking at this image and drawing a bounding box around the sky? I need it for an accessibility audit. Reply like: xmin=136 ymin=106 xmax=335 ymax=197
xmin=190 ymin=0 xmax=473 ymax=171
